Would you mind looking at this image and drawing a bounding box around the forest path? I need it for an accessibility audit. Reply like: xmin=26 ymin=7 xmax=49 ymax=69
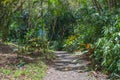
xmin=43 ymin=51 xmax=107 ymax=80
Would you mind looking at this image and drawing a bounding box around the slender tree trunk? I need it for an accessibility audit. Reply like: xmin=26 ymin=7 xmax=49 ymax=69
xmin=108 ymin=0 xmax=118 ymax=11
xmin=92 ymin=0 xmax=102 ymax=15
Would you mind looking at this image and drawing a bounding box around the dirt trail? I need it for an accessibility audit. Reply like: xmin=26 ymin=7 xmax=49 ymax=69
xmin=43 ymin=51 xmax=108 ymax=80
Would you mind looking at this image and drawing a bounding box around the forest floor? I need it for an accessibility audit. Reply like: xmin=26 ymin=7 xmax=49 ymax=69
xmin=0 ymin=42 xmax=47 ymax=80
xmin=43 ymin=51 xmax=108 ymax=80
xmin=0 ymin=42 xmax=108 ymax=80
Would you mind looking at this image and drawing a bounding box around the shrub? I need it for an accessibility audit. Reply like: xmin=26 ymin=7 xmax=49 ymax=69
xmin=93 ymin=25 xmax=120 ymax=79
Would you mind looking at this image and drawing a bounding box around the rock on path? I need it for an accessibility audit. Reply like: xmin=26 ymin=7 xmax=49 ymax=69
xmin=43 ymin=51 xmax=108 ymax=80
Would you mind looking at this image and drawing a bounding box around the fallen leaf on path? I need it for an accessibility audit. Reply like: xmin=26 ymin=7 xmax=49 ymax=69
xmin=90 ymin=71 xmax=98 ymax=77
xmin=65 ymin=67 xmax=71 ymax=71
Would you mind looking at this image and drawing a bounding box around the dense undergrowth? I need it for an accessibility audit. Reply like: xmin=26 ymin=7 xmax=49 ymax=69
xmin=63 ymin=7 xmax=120 ymax=80
xmin=0 ymin=0 xmax=120 ymax=79
xmin=0 ymin=60 xmax=47 ymax=80
xmin=0 ymin=42 xmax=55 ymax=80
xmin=63 ymin=9 xmax=120 ymax=80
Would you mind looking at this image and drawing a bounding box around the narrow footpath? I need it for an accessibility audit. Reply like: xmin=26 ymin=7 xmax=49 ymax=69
xmin=43 ymin=51 xmax=108 ymax=80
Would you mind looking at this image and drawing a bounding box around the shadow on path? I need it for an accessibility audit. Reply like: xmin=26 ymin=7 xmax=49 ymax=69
xmin=52 ymin=51 xmax=90 ymax=72
xmin=43 ymin=51 xmax=108 ymax=80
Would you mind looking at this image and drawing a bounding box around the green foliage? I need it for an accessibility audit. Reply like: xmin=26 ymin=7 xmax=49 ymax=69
xmin=92 ymin=18 xmax=120 ymax=79
xmin=0 ymin=61 xmax=47 ymax=80
xmin=62 ymin=1 xmax=120 ymax=79
xmin=0 ymin=67 xmax=12 ymax=75
xmin=49 ymin=41 xmax=60 ymax=50
xmin=25 ymin=37 xmax=48 ymax=52
xmin=63 ymin=35 xmax=78 ymax=52
xmin=0 ymin=0 xmax=120 ymax=79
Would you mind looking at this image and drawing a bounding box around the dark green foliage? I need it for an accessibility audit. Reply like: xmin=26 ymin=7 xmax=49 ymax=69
xmin=0 ymin=0 xmax=120 ymax=79
xmin=92 ymin=14 xmax=120 ymax=79
xmin=62 ymin=1 xmax=120 ymax=79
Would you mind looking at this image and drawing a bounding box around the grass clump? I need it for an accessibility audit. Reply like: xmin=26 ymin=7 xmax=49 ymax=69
xmin=0 ymin=60 xmax=47 ymax=80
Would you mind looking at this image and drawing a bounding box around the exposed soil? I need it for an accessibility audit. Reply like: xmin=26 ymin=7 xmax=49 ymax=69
xmin=0 ymin=42 xmax=16 ymax=67
xmin=0 ymin=42 xmax=33 ymax=68
xmin=43 ymin=51 xmax=108 ymax=80
xmin=0 ymin=43 xmax=108 ymax=80
xmin=0 ymin=42 xmax=41 ymax=80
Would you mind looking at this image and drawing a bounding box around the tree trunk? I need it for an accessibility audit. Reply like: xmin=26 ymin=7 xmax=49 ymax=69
xmin=108 ymin=0 xmax=118 ymax=10
xmin=92 ymin=0 xmax=102 ymax=15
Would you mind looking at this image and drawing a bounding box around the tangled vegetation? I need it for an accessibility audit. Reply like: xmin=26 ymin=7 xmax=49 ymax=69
xmin=0 ymin=0 xmax=120 ymax=79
